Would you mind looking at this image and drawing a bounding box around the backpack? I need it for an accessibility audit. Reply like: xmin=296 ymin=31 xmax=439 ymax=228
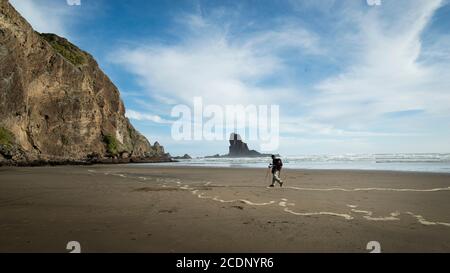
xmin=274 ymin=158 xmax=283 ymax=170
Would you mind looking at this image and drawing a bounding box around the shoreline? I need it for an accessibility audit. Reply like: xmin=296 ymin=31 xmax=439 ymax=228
xmin=148 ymin=153 xmax=450 ymax=175
xmin=127 ymin=163 xmax=450 ymax=176
xmin=0 ymin=157 xmax=175 ymax=168
xmin=3 ymin=162 xmax=450 ymax=176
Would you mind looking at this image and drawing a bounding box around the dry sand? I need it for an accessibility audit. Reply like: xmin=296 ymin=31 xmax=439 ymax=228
xmin=0 ymin=165 xmax=450 ymax=253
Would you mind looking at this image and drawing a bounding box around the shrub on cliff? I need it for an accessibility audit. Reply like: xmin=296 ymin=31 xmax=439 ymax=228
xmin=0 ymin=127 xmax=14 ymax=147
xmin=103 ymin=134 xmax=119 ymax=156
xmin=40 ymin=33 xmax=86 ymax=66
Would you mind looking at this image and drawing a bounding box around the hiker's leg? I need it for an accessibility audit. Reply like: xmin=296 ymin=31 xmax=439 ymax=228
xmin=278 ymin=171 xmax=283 ymax=186
xmin=274 ymin=171 xmax=282 ymax=184
xmin=271 ymin=171 xmax=276 ymax=186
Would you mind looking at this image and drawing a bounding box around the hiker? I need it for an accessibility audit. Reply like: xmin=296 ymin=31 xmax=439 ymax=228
xmin=269 ymin=155 xmax=283 ymax=187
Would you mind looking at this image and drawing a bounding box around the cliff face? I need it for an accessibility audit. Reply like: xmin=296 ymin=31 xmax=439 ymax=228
xmin=0 ymin=0 xmax=168 ymax=165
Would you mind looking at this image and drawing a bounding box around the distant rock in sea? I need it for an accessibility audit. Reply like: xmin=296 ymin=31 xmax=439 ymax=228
xmin=206 ymin=133 xmax=273 ymax=158
xmin=172 ymin=154 xmax=192 ymax=160
xmin=228 ymin=133 xmax=262 ymax=157
xmin=0 ymin=1 xmax=171 ymax=166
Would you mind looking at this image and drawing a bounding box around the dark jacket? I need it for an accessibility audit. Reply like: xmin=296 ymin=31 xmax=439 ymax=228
xmin=271 ymin=158 xmax=283 ymax=173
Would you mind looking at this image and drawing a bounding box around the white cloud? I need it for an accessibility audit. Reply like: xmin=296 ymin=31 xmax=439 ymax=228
xmin=112 ymin=1 xmax=450 ymax=153
xmin=126 ymin=110 xmax=171 ymax=124
xmin=111 ymin=13 xmax=320 ymax=107
xmin=9 ymin=0 xmax=73 ymax=37
xmin=280 ymin=118 xmax=415 ymax=138
xmin=311 ymin=0 xmax=450 ymax=124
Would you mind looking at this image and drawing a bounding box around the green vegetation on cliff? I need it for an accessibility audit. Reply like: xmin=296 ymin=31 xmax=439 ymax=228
xmin=40 ymin=33 xmax=86 ymax=66
xmin=0 ymin=127 xmax=14 ymax=147
xmin=103 ymin=134 xmax=119 ymax=156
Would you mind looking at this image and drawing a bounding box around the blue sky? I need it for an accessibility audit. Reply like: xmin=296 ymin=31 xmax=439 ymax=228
xmin=10 ymin=0 xmax=450 ymax=156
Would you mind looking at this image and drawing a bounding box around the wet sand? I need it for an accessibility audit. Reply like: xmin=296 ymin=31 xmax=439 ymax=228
xmin=0 ymin=165 xmax=450 ymax=253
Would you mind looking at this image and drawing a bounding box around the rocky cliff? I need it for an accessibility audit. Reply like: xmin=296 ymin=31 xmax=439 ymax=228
xmin=0 ymin=0 xmax=169 ymax=166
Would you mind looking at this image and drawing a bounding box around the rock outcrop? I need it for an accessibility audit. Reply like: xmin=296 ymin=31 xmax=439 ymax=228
xmin=228 ymin=133 xmax=262 ymax=157
xmin=206 ymin=133 xmax=273 ymax=158
xmin=0 ymin=0 xmax=170 ymax=166
xmin=172 ymin=154 xmax=192 ymax=160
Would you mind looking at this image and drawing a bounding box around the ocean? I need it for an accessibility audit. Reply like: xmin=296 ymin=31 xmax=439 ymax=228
xmin=149 ymin=153 xmax=450 ymax=173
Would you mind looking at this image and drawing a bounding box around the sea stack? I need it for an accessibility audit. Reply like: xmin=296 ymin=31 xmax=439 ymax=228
xmin=229 ymin=133 xmax=256 ymax=157
xmin=206 ymin=133 xmax=272 ymax=158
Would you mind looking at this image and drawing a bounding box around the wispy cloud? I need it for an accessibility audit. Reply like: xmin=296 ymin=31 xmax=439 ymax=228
xmin=12 ymin=0 xmax=449 ymax=154
xmin=9 ymin=0 xmax=76 ymax=38
xmin=125 ymin=110 xmax=171 ymax=124
xmin=111 ymin=0 xmax=450 ymax=154
xmin=111 ymin=12 xmax=320 ymax=107
xmin=311 ymin=0 xmax=450 ymax=123
xmin=280 ymin=118 xmax=418 ymax=137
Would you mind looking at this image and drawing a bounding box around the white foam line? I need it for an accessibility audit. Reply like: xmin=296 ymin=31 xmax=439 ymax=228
xmin=89 ymin=171 xmax=450 ymax=227
xmin=348 ymin=205 xmax=401 ymax=221
xmin=363 ymin=212 xmax=400 ymax=221
xmin=406 ymin=212 xmax=450 ymax=227
xmin=212 ymin=196 xmax=275 ymax=206
xmin=212 ymin=196 xmax=234 ymax=203
xmin=364 ymin=214 xmax=400 ymax=221
xmin=284 ymin=208 xmax=354 ymax=220
xmin=348 ymin=205 xmax=450 ymax=225
xmin=197 ymin=193 xmax=212 ymax=199
xmin=240 ymin=200 xmax=275 ymax=206
xmin=287 ymin=186 xmax=450 ymax=193
xmin=195 ymin=193 xmax=275 ymax=206
xmin=351 ymin=209 xmax=372 ymax=215
xmin=111 ymin=174 xmax=127 ymax=178
xmin=278 ymin=199 xmax=295 ymax=207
